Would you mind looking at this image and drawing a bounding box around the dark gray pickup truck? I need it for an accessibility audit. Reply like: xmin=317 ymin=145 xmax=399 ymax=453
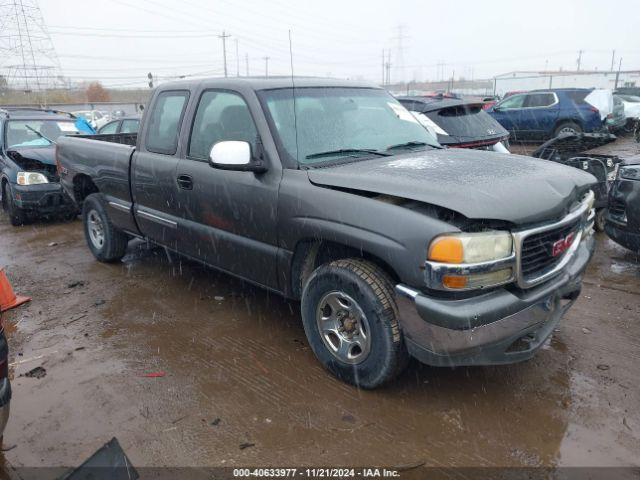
xmin=57 ymin=78 xmax=597 ymax=388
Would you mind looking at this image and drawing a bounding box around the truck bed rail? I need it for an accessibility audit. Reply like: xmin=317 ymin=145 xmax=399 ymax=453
xmin=75 ymin=132 xmax=137 ymax=147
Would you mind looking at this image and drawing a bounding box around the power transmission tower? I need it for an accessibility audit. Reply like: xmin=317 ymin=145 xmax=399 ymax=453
xmin=384 ymin=51 xmax=391 ymax=85
xmin=263 ymin=56 xmax=270 ymax=77
xmin=0 ymin=0 xmax=65 ymax=102
xmin=218 ymin=30 xmax=231 ymax=77
xmin=391 ymin=24 xmax=409 ymax=84
xmin=576 ymin=50 xmax=583 ymax=71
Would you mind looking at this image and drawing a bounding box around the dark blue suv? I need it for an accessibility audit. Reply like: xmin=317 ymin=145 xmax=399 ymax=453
xmin=488 ymin=88 xmax=605 ymax=140
xmin=1 ymin=108 xmax=80 ymax=225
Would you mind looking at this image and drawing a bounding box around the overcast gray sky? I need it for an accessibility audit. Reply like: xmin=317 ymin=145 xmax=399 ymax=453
xmin=34 ymin=0 xmax=640 ymax=88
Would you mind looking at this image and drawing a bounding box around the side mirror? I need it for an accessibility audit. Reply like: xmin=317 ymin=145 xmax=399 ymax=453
xmin=209 ymin=141 xmax=267 ymax=173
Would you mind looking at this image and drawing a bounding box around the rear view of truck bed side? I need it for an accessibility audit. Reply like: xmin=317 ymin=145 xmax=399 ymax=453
xmin=56 ymin=134 xmax=140 ymax=235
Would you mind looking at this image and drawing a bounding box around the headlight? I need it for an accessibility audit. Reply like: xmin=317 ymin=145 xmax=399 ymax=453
xmin=17 ymin=172 xmax=49 ymax=185
xmin=427 ymin=231 xmax=514 ymax=291
xmin=428 ymin=231 xmax=513 ymax=264
xmin=619 ymin=165 xmax=640 ymax=181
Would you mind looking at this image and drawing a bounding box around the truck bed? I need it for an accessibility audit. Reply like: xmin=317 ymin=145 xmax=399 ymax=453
xmin=57 ymin=134 xmax=139 ymax=234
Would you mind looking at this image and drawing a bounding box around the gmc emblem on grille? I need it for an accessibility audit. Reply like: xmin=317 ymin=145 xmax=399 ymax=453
xmin=551 ymin=232 xmax=575 ymax=257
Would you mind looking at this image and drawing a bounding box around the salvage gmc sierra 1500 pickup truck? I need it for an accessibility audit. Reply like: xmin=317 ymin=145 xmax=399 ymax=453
xmin=57 ymin=78 xmax=597 ymax=388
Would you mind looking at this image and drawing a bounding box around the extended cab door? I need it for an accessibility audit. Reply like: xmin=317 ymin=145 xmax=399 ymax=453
xmin=132 ymin=89 xmax=190 ymax=248
xmin=175 ymin=88 xmax=281 ymax=289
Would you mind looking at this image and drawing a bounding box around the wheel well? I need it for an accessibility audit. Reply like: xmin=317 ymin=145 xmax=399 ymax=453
xmin=73 ymin=174 xmax=99 ymax=205
xmin=553 ymin=118 xmax=583 ymax=132
xmin=290 ymin=239 xmax=400 ymax=299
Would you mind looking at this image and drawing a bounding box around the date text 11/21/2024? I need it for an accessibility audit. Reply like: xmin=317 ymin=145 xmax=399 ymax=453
xmin=232 ymin=468 xmax=401 ymax=478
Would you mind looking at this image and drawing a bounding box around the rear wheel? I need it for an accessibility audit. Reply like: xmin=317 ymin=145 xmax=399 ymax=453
xmin=2 ymin=182 xmax=26 ymax=227
xmin=301 ymin=258 xmax=408 ymax=389
xmin=82 ymin=193 xmax=128 ymax=262
xmin=553 ymin=121 xmax=583 ymax=137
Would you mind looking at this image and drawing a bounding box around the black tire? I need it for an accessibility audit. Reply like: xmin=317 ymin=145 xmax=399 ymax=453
xmin=82 ymin=193 xmax=128 ymax=262
xmin=2 ymin=182 xmax=26 ymax=227
xmin=595 ymin=208 xmax=606 ymax=233
xmin=301 ymin=258 xmax=409 ymax=389
xmin=553 ymin=121 xmax=583 ymax=138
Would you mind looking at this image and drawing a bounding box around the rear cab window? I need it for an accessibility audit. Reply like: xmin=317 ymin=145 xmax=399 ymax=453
xmin=145 ymin=90 xmax=190 ymax=155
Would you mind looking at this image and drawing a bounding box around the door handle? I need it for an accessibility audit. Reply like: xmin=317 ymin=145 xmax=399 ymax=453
xmin=177 ymin=174 xmax=193 ymax=190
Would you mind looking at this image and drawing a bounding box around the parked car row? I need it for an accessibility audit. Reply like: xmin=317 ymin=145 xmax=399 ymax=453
xmin=477 ymin=88 xmax=639 ymax=140
xmin=70 ymin=110 xmax=141 ymax=130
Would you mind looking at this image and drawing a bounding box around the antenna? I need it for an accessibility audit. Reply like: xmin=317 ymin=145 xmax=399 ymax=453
xmin=289 ymin=30 xmax=300 ymax=164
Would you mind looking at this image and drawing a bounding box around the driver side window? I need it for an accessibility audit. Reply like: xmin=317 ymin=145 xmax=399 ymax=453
xmin=498 ymin=94 xmax=526 ymax=109
xmin=188 ymin=90 xmax=258 ymax=160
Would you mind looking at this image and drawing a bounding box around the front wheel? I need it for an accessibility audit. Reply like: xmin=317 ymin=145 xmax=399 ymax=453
xmin=2 ymin=182 xmax=26 ymax=226
xmin=301 ymin=259 xmax=408 ymax=389
xmin=82 ymin=193 xmax=128 ymax=262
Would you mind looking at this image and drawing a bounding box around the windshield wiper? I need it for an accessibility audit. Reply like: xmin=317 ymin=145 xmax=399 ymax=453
xmin=305 ymin=148 xmax=390 ymax=160
xmin=386 ymin=141 xmax=432 ymax=151
xmin=25 ymin=125 xmax=56 ymax=145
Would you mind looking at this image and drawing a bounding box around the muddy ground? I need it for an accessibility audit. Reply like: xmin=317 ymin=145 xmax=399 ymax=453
xmin=0 ymin=136 xmax=639 ymax=477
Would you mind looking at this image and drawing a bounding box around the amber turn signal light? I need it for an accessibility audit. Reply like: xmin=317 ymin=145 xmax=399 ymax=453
xmin=428 ymin=237 xmax=464 ymax=263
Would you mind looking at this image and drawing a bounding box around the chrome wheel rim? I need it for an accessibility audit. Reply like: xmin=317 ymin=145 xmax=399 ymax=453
xmin=559 ymin=126 xmax=578 ymax=135
xmin=87 ymin=210 xmax=105 ymax=250
xmin=316 ymin=291 xmax=371 ymax=365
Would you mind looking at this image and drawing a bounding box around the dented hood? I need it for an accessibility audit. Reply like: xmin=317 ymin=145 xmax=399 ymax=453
xmin=7 ymin=146 xmax=56 ymax=166
xmin=307 ymin=148 xmax=597 ymax=225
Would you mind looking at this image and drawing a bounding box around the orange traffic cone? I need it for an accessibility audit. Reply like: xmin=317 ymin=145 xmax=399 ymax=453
xmin=0 ymin=267 xmax=30 ymax=313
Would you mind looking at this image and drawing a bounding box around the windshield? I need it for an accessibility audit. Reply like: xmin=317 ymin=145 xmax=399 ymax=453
xmin=260 ymin=87 xmax=439 ymax=165
xmin=5 ymin=120 xmax=82 ymax=149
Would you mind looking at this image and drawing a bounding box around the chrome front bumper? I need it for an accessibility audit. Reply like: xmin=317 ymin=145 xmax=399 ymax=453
xmin=396 ymin=233 xmax=595 ymax=367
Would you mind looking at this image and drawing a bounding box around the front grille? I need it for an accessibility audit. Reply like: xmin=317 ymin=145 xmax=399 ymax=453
xmin=609 ymin=198 xmax=626 ymax=217
xmin=520 ymin=219 xmax=581 ymax=279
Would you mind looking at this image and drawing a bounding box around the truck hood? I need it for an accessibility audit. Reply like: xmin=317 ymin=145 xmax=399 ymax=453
xmin=6 ymin=147 xmax=56 ymax=166
xmin=307 ymin=148 xmax=597 ymax=225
